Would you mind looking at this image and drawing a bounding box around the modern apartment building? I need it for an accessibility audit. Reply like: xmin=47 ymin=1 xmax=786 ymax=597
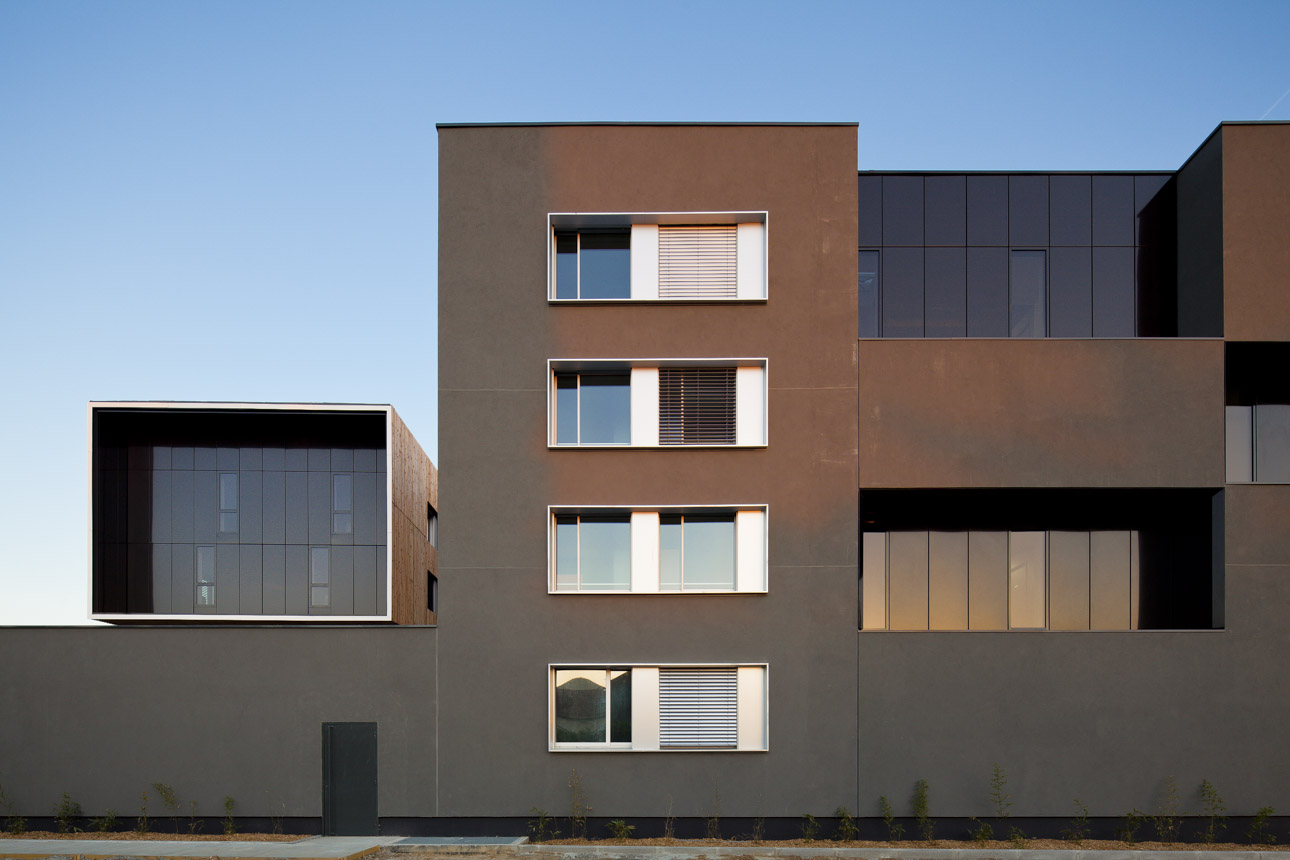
xmin=1 ymin=120 xmax=1288 ymax=838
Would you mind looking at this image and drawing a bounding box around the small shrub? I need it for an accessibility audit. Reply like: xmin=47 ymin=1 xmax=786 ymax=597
xmin=1008 ymin=825 xmax=1027 ymax=848
xmin=879 ymin=794 xmax=904 ymax=840
xmin=90 ymin=810 xmax=118 ymax=833
xmin=1248 ymin=806 xmax=1276 ymax=845
xmin=607 ymin=818 xmax=634 ymax=840
xmin=704 ymin=784 xmax=721 ymax=840
xmin=750 ymin=815 xmax=765 ymax=841
xmin=1200 ymin=778 xmax=1227 ymax=843
xmin=187 ymin=799 xmax=202 ymax=834
xmin=967 ymin=817 xmax=992 ymax=845
xmin=1 ymin=785 xmax=27 ymax=835
xmin=1150 ymin=776 xmax=1183 ymax=844
xmin=662 ymin=796 xmax=675 ymax=840
xmin=54 ymin=792 xmax=83 ymax=833
xmin=1118 ymin=808 xmax=1144 ymax=844
xmin=527 ymin=806 xmax=559 ymax=843
xmin=222 ymin=795 xmax=237 ymax=835
xmin=152 ymin=782 xmax=181 ymax=834
xmin=834 ymin=805 xmax=857 ymax=841
xmin=913 ymin=778 xmax=933 ymax=841
xmin=135 ymin=790 xmax=149 ymax=835
xmin=264 ymin=790 xmax=284 ymax=836
xmin=800 ymin=813 xmax=819 ymax=841
xmin=568 ymin=769 xmax=590 ymax=839
xmin=988 ymin=763 xmax=1012 ymax=820
xmin=1061 ymin=799 xmax=1091 ymax=846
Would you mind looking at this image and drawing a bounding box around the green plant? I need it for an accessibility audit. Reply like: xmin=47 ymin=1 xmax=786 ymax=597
xmin=662 ymin=796 xmax=675 ymax=840
xmin=1149 ymin=776 xmax=1182 ymax=844
xmin=54 ymin=792 xmax=83 ymax=833
xmin=988 ymin=763 xmax=1012 ymax=820
xmin=568 ymin=769 xmax=590 ymax=839
xmin=879 ymin=794 xmax=904 ymax=840
xmin=90 ymin=810 xmax=118 ymax=833
xmin=151 ymin=782 xmax=180 ymax=833
xmin=1200 ymin=779 xmax=1227 ymax=843
xmin=264 ymin=790 xmax=284 ymax=836
xmin=800 ymin=813 xmax=819 ymax=841
xmin=0 ymin=785 xmax=26 ymax=835
xmin=703 ymin=783 xmax=721 ymax=840
xmin=187 ymin=799 xmax=202 ymax=834
xmin=750 ymin=815 xmax=765 ymax=841
xmin=1248 ymin=806 xmax=1276 ymax=845
xmin=834 ymin=806 xmax=857 ymax=841
xmin=527 ymin=807 xmax=559 ymax=843
xmin=1008 ymin=825 xmax=1027 ymax=848
xmin=135 ymin=790 xmax=149 ymax=835
xmin=222 ymin=795 xmax=237 ymax=835
xmin=913 ymin=778 xmax=933 ymax=841
xmin=967 ymin=817 xmax=992 ymax=845
xmin=1118 ymin=808 xmax=1144 ymax=844
xmin=606 ymin=818 xmax=635 ymax=840
xmin=1061 ymin=799 xmax=1090 ymax=846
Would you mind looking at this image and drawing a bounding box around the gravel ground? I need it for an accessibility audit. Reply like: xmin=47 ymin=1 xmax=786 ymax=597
xmin=0 ymin=830 xmax=305 ymax=842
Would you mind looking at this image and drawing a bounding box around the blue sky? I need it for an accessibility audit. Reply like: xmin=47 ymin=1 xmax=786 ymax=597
xmin=2 ymin=0 xmax=1287 ymax=625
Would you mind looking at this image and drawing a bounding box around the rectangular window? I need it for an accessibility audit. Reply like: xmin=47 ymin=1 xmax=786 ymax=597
xmin=427 ymin=503 xmax=438 ymax=548
xmin=658 ymin=367 xmax=736 ymax=445
xmin=1009 ymin=250 xmax=1047 ymax=337
xmin=551 ymin=664 xmax=767 ymax=751
xmin=195 ymin=545 xmax=216 ymax=607
xmin=218 ymin=472 xmax=238 ymax=533
xmin=427 ymin=570 xmax=438 ymax=613
xmin=554 ymin=372 xmax=631 ymax=445
xmin=659 ymin=514 xmax=736 ymax=590
xmin=551 ymin=507 xmax=765 ymax=594
xmin=553 ymin=230 xmax=631 ymax=299
xmin=332 ymin=474 xmax=353 ymax=534
xmin=549 ymin=360 xmax=766 ymax=447
xmin=553 ymin=515 xmax=631 ymax=590
xmin=310 ymin=547 xmax=330 ymax=608
xmin=553 ymin=668 xmax=632 ymax=745
xmin=861 ymin=530 xmax=1141 ymax=632
xmin=858 ymin=250 xmax=880 ymax=337
xmin=658 ymin=225 xmax=737 ymax=298
xmin=550 ymin=214 xmax=766 ymax=302
xmin=1226 ymin=404 xmax=1290 ymax=483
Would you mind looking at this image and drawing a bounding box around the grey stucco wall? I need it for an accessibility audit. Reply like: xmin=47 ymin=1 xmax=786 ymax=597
xmin=0 ymin=627 xmax=436 ymax=819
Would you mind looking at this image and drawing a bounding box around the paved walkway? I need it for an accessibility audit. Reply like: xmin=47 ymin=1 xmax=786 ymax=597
xmin=0 ymin=836 xmax=403 ymax=860
xmin=389 ymin=845 xmax=1285 ymax=860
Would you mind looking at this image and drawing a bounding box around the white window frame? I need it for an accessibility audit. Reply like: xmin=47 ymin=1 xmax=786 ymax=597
xmin=548 ymin=663 xmax=769 ymax=752
xmin=548 ymin=505 xmax=769 ymax=594
xmin=548 ymin=212 xmax=768 ymax=303
xmin=547 ymin=358 xmax=768 ymax=448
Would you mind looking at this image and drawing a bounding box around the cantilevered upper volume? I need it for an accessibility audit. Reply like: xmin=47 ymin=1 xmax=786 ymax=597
xmin=88 ymin=401 xmax=437 ymax=625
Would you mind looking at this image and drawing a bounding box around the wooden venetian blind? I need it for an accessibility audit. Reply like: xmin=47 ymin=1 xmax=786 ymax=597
xmin=658 ymin=225 xmax=737 ymax=298
xmin=658 ymin=367 xmax=736 ymax=445
xmin=658 ymin=668 xmax=738 ymax=749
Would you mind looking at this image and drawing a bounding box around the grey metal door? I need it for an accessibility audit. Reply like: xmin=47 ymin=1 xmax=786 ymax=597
xmin=322 ymin=722 xmax=378 ymax=835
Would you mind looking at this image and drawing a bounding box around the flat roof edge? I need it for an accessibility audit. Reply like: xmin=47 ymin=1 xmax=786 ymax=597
xmin=437 ymin=121 xmax=858 ymax=129
xmin=90 ymin=401 xmax=392 ymax=410
xmin=858 ymin=170 xmax=1176 ymax=176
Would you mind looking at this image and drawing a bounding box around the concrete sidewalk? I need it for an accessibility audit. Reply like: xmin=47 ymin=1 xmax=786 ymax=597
xmin=387 ymin=845 xmax=1285 ymax=860
xmin=0 ymin=836 xmax=403 ymax=860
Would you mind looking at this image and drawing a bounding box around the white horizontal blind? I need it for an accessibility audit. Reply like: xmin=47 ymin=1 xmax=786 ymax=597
xmin=659 ymin=367 xmax=736 ymax=444
xmin=658 ymin=226 xmax=737 ymax=298
xmin=659 ymin=668 xmax=737 ymax=748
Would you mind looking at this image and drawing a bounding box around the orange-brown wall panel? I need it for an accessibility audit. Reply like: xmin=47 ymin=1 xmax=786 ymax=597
xmin=1222 ymin=123 xmax=1290 ymax=341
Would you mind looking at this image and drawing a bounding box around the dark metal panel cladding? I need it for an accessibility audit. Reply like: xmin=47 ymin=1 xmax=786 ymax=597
xmin=1049 ymin=174 xmax=1092 ymax=246
xmin=882 ymin=247 xmax=924 ymax=337
xmin=332 ymin=448 xmax=354 ymax=471
xmin=924 ymin=247 xmax=966 ymax=337
xmin=924 ymin=175 xmax=966 ymax=246
xmin=285 ymin=471 xmax=308 ymax=545
xmin=262 ymin=545 xmax=286 ymax=615
xmin=1050 ymin=246 xmax=1093 ymax=338
xmin=240 ymin=446 xmax=263 ymax=471
xmin=285 ymin=446 xmax=308 ymax=472
xmin=354 ymin=471 xmax=378 ymax=546
xmin=284 ymin=544 xmax=308 ymax=615
xmin=241 ymin=469 xmax=263 ymax=544
xmin=171 ymin=544 xmax=194 ymax=613
xmin=151 ymin=470 xmax=172 ymax=543
xmin=262 ymin=470 xmax=285 ymax=545
xmin=1091 ymin=174 xmax=1134 ymax=246
xmin=966 ymin=175 xmax=1007 ymax=245
xmin=151 ymin=544 xmax=172 ymax=613
xmin=1093 ymin=246 xmax=1135 ymax=337
xmin=1009 ymin=175 xmax=1049 ymax=247
xmin=215 ymin=544 xmax=239 ymax=614
xmin=858 ymin=175 xmax=882 ymax=246
xmin=309 ymin=448 xmax=331 ymax=472
xmin=966 ymin=246 xmax=1008 ymax=336
xmin=240 ymin=545 xmax=263 ymax=614
xmin=354 ymin=546 xmax=378 ymax=616
xmin=882 ymin=176 xmax=923 ymax=245
xmin=331 ymin=546 xmax=355 ymax=615
xmin=194 ymin=470 xmax=217 ymax=543
xmin=171 ymin=470 xmax=194 ymax=544
xmin=217 ymin=447 xmax=239 ymax=470
xmin=309 ymin=472 xmax=331 ymax=545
